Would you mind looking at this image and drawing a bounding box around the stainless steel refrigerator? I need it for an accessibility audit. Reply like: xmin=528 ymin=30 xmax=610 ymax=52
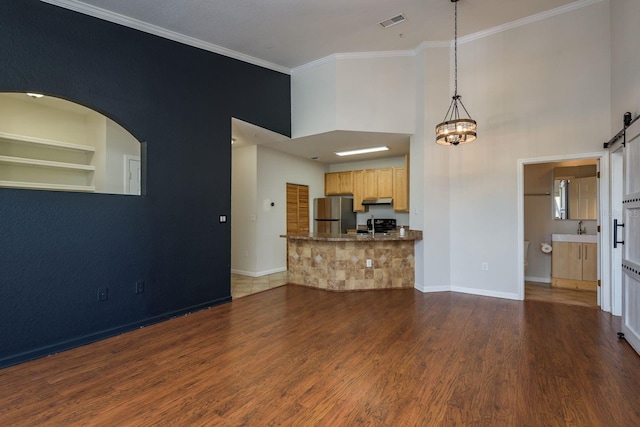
xmin=313 ymin=197 xmax=356 ymax=234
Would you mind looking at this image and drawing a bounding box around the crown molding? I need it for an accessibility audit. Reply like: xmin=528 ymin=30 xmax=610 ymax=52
xmin=458 ymin=0 xmax=603 ymax=44
xmin=415 ymin=41 xmax=451 ymax=52
xmin=292 ymin=50 xmax=416 ymax=74
xmin=39 ymin=0 xmax=291 ymax=75
xmin=41 ymin=0 xmax=602 ymax=75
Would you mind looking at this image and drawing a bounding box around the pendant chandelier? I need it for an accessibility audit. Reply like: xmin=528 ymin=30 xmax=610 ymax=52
xmin=435 ymin=0 xmax=477 ymax=146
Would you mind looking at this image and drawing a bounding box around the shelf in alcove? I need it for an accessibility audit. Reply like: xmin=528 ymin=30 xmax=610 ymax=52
xmin=0 ymin=180 xmax=95 ymax=192
xmin=0 ymin=131 xmax=95 ymax=153
xmin=0 ymin=155 xmax=95 ymax=171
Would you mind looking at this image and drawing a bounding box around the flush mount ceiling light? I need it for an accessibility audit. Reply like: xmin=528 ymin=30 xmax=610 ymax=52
xmin=335 ymin=146 xmax=389 ymax=157
xmin=26 ymin=93 xmax=44 ymax=98
xmin=435 ymin=0 xmax=477 ymax=146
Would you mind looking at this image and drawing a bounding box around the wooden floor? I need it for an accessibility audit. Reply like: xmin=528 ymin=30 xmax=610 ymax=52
xmin=1 ymin=286 xmax=640 ymax=426
xmin=525 ymin=281 xmax=598 ymax=308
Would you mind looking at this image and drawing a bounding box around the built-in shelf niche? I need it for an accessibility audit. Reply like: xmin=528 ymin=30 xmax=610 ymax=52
xmin=0 ymin=93 xmax=141 ymax=195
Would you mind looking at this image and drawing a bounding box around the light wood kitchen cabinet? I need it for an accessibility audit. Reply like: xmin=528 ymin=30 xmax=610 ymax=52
xmin=552 ymin=241 xmax=597 ymax=290
xmin=392 ymin=167 xmax=409 ymax=212
xmin=376 ymin=168 xmax=393 ymax=198
xmin=324 ymin=171 xmax=353 ymax=195
xmin=352 ymin=170 xmax=367 ymax=212
xmin=363 ymin=168 xmax=393 ymax=199
xmin=324 ymin=162 xmax=409 ymax=212
xmin=363 ymin=169 xmax=378 ymax=199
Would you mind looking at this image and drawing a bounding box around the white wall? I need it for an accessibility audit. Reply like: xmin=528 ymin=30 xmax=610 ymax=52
xmin=255 ymin=146 xmax=327 ymax=275
xmin=335 ymin=54 xmax=415 ymax=134
xmin=414 ymin=45 xmax=453 ymax=292
xmin=291 ymin=60 xmax=337 ymax=138
xmin=611 ymin=0 xmax=640 ymax=128
xmin=0 ymin=94 xmax=89 ymax=145
xmin=231 ymin=145 xmax=258 ymax=275
xmin=447 ymin=1 xmax=610 ymax=298
xmin=292 ymin=54 xmax=415 ymax=138
xmin=328 ymin=157 xmax=406 ymax=172
xmin=288 ymin=0 xmax=616 ymax=299
xmin=232 ymin=144 xmax=327 ymax=277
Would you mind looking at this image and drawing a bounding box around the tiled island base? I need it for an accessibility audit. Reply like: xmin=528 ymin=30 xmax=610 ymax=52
xmin=286 ymin=238 xmax=416 ymax=291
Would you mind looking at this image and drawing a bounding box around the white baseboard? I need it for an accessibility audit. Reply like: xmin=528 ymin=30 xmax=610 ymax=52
xmin=414 ymin=283 xmax=450 ymax=293
xmin=231 ymin=267 xmax=287 ymax=278
xmin=450 ymin=286 xmax=521 ymax=301
xmin=525 ymin=275 xmax=551 ymax=283
xmin=415 ymin=283 xmax=520 ymax=300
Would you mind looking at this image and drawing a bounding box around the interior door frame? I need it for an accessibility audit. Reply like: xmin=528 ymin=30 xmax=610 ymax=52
xmin=517 ymin=151 xmax=610 ymax=308
xmin=124 ymin=154 xmax=141 ymax=195
xmin=608 ymin=144 xmax=624 ymax=316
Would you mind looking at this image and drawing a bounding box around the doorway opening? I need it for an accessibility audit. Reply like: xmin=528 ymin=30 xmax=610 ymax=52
xmin=518 ymin=152 xmax=612 ymax=310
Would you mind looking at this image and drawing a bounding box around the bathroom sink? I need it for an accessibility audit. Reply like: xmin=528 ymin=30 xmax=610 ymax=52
xmin=551 ymin=234 xmax=597 ymax=243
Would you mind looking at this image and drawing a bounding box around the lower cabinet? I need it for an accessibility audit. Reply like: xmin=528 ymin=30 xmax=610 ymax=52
xmin=551 ymin=241 xmax=597 ymax=290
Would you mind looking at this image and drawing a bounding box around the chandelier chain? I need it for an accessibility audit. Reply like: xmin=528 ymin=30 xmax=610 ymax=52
xmin=454 ymin=0 xmax=458 ymax=97
xmin=435 ymin=0 xmax=477 ymax=146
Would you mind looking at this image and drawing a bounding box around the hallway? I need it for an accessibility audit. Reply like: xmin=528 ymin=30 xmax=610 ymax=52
xmin=231 ymin=271 xmax=288 ymax=298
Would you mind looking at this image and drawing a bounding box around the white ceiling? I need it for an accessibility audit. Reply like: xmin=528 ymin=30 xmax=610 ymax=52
xmin=232 ymin=119 xmax=410 ymax=164
xmin=43 ymin=0 xmax=581 ymax=164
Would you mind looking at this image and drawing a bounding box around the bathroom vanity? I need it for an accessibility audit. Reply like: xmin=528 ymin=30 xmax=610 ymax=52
xmin=551 ymin=234 xmax=597 ymax=291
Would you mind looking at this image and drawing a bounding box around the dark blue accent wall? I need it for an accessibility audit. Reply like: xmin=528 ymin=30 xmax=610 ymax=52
xmin=0 ymin=1 xmax=291 ymax=368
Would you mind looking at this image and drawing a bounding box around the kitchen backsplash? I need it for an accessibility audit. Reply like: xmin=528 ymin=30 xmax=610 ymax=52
xmin=356 ymin=205 xmax=410 ymax=229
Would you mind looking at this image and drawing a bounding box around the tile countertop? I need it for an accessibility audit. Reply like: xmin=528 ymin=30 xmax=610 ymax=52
xmin=280 ymin=230 xmax=423 ymax=242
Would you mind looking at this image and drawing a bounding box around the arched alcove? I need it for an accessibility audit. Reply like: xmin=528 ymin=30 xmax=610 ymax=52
xmin=0 ymin=92 xmax=142 ymax=195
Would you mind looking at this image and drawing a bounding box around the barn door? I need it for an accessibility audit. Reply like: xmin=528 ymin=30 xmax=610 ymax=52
xmin=620 ymin=118 xmax=640 ymax=355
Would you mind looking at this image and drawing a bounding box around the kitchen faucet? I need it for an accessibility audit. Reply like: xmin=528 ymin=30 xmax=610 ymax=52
xmin=577 ymin=220 xmax=585 ymax=235
xmin=371 ymin=214 xmax=375 ymax=237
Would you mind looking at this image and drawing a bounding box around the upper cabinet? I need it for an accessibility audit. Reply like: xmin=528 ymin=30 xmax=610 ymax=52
xmin=392 ymin=167 xmax=409 ymax=212
xmin=352 ymin=170 xmax=367 ymax=212
xmin=363 ymin=168 xmax=393 ymax=199
xmin=376 ymin=168 xmax=393 ymax=198
xmin=325 ymin=156 xmax=409 ymax=212
xmin=324 ymin=171 xmax=353 ymax=195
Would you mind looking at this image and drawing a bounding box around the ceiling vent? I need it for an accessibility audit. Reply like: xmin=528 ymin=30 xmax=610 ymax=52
xmin=379 ymin=13 xmax=406 ymax=29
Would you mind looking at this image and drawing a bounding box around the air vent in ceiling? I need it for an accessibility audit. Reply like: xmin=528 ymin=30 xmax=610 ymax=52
xmin=379 ymin=13 xmax=406 ymax=29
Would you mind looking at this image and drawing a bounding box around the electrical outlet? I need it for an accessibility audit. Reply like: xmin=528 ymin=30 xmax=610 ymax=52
xmin=366 ymin=259 xmax=372 ymax=268
xmin=97 ymin=287 xmax=108 ymax=301
xmin=481 ymin=262 xmax=489 ymax=271
xmin=135 ymin=281 xmax=144 ymax=294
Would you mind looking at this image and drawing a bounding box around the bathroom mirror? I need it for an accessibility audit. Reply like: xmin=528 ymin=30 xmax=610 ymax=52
xmin=553 ymin=165 xmax=597 ymax=220
xmin=0 ymin=92 xmax=142 ymax=195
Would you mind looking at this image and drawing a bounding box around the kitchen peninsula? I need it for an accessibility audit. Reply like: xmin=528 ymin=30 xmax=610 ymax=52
xmin=281 ymin=230 xmax=422 ymax=291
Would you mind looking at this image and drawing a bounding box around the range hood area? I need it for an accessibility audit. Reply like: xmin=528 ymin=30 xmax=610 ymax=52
xmin=361 ymin=197 xmax=393 ymax=206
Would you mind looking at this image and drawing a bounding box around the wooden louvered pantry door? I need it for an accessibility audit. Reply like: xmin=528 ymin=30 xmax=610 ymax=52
xmin=286 ymin=183 xmax=309 ymax=234
xmin=286 ymin=183 xmax=309 ymax=269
